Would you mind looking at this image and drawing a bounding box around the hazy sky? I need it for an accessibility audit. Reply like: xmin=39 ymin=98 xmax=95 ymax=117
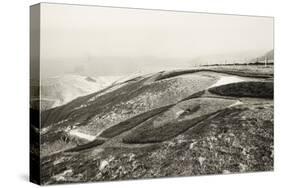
xmin=40 ymin=3 xmax=273 ymax=77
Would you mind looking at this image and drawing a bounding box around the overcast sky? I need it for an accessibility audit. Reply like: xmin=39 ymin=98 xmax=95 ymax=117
xmin=40 ymin=3 xmax=273 ymax=77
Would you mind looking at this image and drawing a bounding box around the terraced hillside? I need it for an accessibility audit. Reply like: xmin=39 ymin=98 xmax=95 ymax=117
xmin=38 ymin=66 xmax=273 ymax=185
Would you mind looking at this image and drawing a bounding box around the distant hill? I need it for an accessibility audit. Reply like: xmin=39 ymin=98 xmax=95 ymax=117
xmin=189 ymin=50 xmax=266 ymax=66
xmin=259 ymin=49 xmax=274 ymax=61
xmin=40 ymin=74 xmax=119 ymax=110
xmin=249 ymin=49 xmax=274 ymax=64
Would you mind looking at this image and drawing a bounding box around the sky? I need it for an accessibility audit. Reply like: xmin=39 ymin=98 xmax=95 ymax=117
xmin=40 ymin=3 xmax=274 ymax=77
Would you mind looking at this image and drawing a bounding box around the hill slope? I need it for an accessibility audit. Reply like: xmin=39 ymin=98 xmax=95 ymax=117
xmin=40 ymin=74 xmax=118 ymax=110
xmin=38 ymin=66 xmax=273 ymax=185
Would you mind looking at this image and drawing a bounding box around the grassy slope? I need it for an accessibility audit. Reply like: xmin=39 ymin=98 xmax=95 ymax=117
xmin=209 ymin=81 xmax=273 ymax=99
xmin=40 ymin=101 xmax=273 ymax=184
xmin=100 ymin=105 xmax=172 ymax=138
xmin=39 ymin=66 xmax=274 ymax=184
xmin=41 ymin=66 xmax=273 ymax=128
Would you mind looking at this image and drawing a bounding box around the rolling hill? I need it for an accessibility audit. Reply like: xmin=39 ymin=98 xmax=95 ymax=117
xmin=40 ymin=74 xmax=119 ymax=110
xmin=37 ymin=66 xmax=273 ymax=184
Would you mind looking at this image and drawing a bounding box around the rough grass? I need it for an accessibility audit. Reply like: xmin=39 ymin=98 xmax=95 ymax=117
xmin=122 ymin=111 xmax=219 ymax=144
xmin=41 ymin=78 xmax=150 ymax=128
xmin=41 ymin=67 xmax=273 ymax=128
xmin=154 ymin=68 xmax=272 ymax=82
xmin=40 ymin=101 xmax=273 ymax=184
xmin=41 ymin=139 xmax=76 ymax=157
xmin=209 ymin=81 xmax=273 ymax=99
xmin=180 ymin=90 xmax=205 ymax=101
xmin=208 ymin=69 xmax=273 ymax=78
xmin=154 ymin=70 xmax=200 ymax=81
xmin=100 ymin=105 xmax=173 ymax=138
xmin=41 ymin=130 xmax=69 ymax=145
xmin=41 ymin=130 xmax=85 ymax=156
xmin=65 ymin=139 xmax=105 ymax=152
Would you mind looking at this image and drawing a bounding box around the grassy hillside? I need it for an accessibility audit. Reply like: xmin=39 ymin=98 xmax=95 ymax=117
xmin=39 ymin=66 xmax=273 ymax=185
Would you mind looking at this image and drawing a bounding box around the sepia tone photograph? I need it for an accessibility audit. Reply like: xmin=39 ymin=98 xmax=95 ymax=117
xmin=30 ymin=3 xmax=274 ymax=185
